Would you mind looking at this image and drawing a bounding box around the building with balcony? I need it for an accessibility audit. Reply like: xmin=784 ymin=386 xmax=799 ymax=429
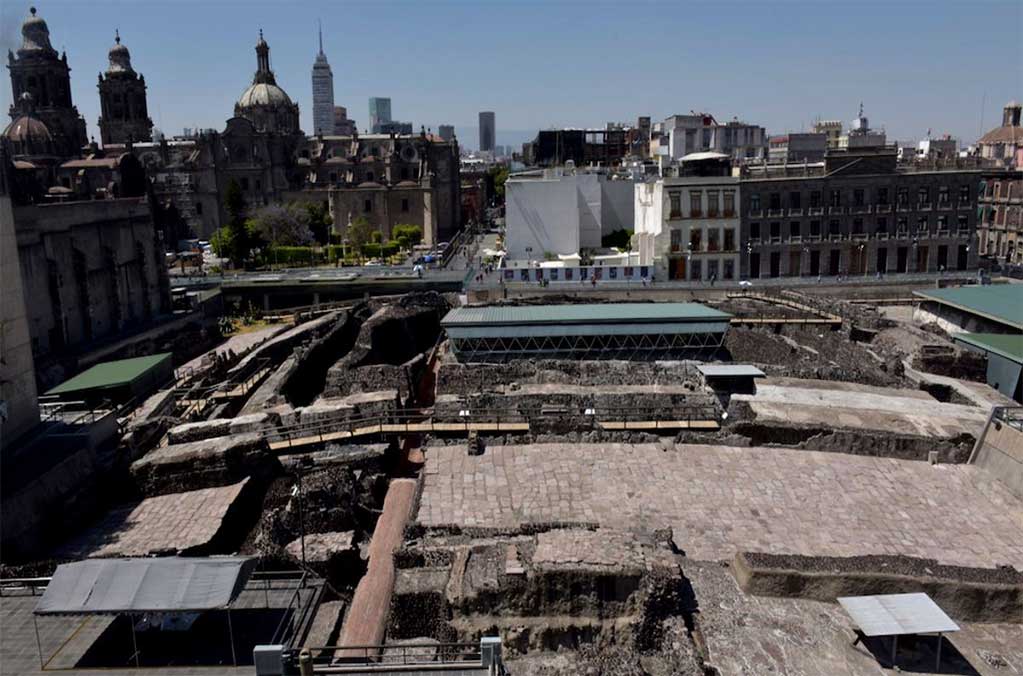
xmin=634 ymin=153 xmax=740 ymax=281
xmin=662 ymin=113 xmax=766 ymax=163
xmin=739 ymin=147 xmax=981 ymax=279
xmin=525 ymin=127 xmax=632 ymax=168
xmin=977 ymin=169 xmax=1023 ymax=265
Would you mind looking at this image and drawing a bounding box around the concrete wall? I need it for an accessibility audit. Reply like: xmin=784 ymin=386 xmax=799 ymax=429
xmin=971 ymin=408 xmax=1023 ymax=499
xmin=0 ymin=193 xmax=39 ymax=452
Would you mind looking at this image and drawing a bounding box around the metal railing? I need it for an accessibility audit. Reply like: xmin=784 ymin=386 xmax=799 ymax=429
xmin=0 ymin=577 xmax=51 ymax=597
xmin=306 ymin=642 xmax=482 ymax=669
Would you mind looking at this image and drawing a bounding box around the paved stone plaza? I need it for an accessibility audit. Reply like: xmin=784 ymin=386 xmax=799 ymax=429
xmin=419 ymin=443 xmax=1023 ymax=569
xmin=57 ymin=479 xmax=249 ymax=558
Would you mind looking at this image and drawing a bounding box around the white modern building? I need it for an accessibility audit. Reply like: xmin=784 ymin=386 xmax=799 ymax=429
xmin=634 ymin=153 xmax=740 ymax=282
xmin=504 ymin=168 xmax=634 ymax=260
xmin=661 ymin=113 xmax=766 ymax=164
xmin=311 ymin=25 xmax=334 ymax=135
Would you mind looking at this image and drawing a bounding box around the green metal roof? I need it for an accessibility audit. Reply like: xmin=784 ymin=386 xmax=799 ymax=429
xmin=953 ymin=333 xmax=1023 ymax=364
xmin=46 ymin=353 xmax=172 ymax=395
xmin=913 ymin=285 xmax=1023 ymax=330
xmin=442 ymin=303 xmax=732 ymax=327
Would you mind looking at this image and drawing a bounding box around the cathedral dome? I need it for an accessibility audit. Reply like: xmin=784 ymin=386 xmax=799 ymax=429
xmin=20 ymin=7 xmax=54 ymax=53
xmin=2 ymin=94 xmax=52 ymax=144
xmin=106 ymin=31 xmax=134 ymax=74
xmin=237 ymin=82 xmax=294 ymax=108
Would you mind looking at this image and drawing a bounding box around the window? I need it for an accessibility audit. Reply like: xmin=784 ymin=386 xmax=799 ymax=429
xmin=708 ymin=228 xmax=720 ymax=251
xmin=853 ymin=189 xmax=865 ymax=206
xmin=769 ymin=193 xmax=781 ymax=210
xmin=724 ymin=229 xmax=735 ymax=250
xmin=707 ymin=259 xmax=719 ymax=280
xmin=690 ymin=258 xmax=703 ymax=280
xmin=790 ymin=221 xmax=800 ymax=238
xmin=329 ymin=172 xmax=337 ymax=183
xmin=670 ymin=228 xmax=682 ymax=253
xmin=897 ymin=188 xmax=909 ymax=205
xmin=366 ymin=171 xmax=374 ymax=182
xmin=401 ymin=198 xmax=409 ymax=212
xmin=877 ymin=187 xmax=889 ymax=205
xmin=689 ymin=191 xmax=702 ymax=217
xmin=363 ymin=199 xmax=372 ymax=213
xmin=917 ymin=216 xmax=929 ymax=232
xmin=723 ymin=259 xmax=735 ymax=280
xmin=810 ymin=220 xmax=821 ymax=236
xmin=565 ymin=268 xmax=573 ymax=281
xmin=959 ymin=185 xmax=970 ymax=203
xmin=669 ymin=192 xmax=681 ymax=219
xmin=707 ymin=190 xmax=719 ymax=217
xmin=690 ymin=228 xmax=702 ymax=251
xmin=750 ymin=222 xmax=760 ymax=241
xmin=789 ymin=191 xmax=801 ymax=209
xmin=770 ymin=222 xmax=781 ymax=240
xmin=255 ymin=179 xmax=261 ymax=191
xmin=876 ymin=216 xmax=887 ymax=233
xmin=853 ymin=218 xmax=863 ymax=234
xmin=751 ymin=193 xmax=761 ymax=212
xmin=723 ymin=191 xmax=735 ymax=217
xmin=702 ymin=129 xmax=711 ymax=149
xmin=957 ymin=215 xmax=968 ymax=231
xmin=195 ymin=202 xmax=203 ymax=215
xmin=829 ymin=189 xmax=841 ymax=207
xmin=400 ymin=167 xmax=409 ymax=180
xmin=898 ymin=216 xmax=908 ymax=232
xmin=829 ymin=219 xmax=840 ymax=235
xmin=240 ymin=177 xmax=250 ymax=190
xmin=938 ymin=186 xmax=950 ymax=205
xmin=810 ymin=191 xmax=822 ymax=208
xmin=917 ymin=187 xmax=929 ymax=204
xmin=937 ymin=215 xmax=948 ymax=231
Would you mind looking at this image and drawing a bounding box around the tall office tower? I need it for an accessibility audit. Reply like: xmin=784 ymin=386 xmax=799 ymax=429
xmin=311 ymin=22 xmax=334 ymax=135
xmin=438 ymin=124 xmax=455 ymax=142
xmin=369 ymin=97 xmax=391 ymax=133
xmin=479 ymin=111 xmax=495 ymax=152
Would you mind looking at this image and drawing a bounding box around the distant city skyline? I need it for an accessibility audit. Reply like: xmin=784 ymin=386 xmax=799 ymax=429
xmin=1 ymin=1 xmax=1019 ymax=150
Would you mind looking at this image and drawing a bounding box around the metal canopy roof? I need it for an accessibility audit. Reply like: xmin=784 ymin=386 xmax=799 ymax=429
xmin=442 ymin=303 xmax=731 ymax=328
xmin=46 ymin=353 xmax=172 ymax=395
xmin=953 ymin=332 xmax=1023 ymax=364
xmin=913 ymin=286 xmax=1023 ymax=331
xmin=837 ymin=593 xmax=960 ymax=637
xmin=697 ymin=364 xmax=766 ymax=377
xmin=36 ymin=557 xmax=256 ymax=616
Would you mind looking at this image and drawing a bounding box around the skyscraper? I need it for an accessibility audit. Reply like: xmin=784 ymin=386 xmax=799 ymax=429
xmin=369 ymin=97 xmax=391 ymax=133
xmin=311 ymin=22 xmax=334 ymax=135
xmin=479 ymin=111 xmax=495 ymax=152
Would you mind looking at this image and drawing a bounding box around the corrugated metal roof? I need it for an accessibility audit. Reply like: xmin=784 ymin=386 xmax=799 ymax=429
xmin=838 ymin=593 xmax=959 ymax=637
xmin=953 ymin=332 xmax=1023 ymax=363
xmin=36 ymin=557 xmax=256 ymax=615
xmin=914 ymin=285 xmax=1023 ymax=330
xmin=46 ymin=353 xmax=172 ymax=395
xmin=697 ymin=364 xmax=766 ymax=377
xmin=442 ymin=303 xmax=731 ymax=327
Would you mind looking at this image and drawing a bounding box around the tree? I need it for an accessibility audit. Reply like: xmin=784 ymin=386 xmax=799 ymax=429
xmin=345 ymin=215 xmax=373 ymax=256
xmin=304 ymin=201 xmax=332 ymax=245
xmin=601 ymin=228 xmax=634 ymax=251
xmin=247 ymin=203 xmax=314 ymax=248
xmin=392 ymin=224 xmax=423 ymax=251
xmin=489 ymin=165 xmax=510 ymax=199
xmin=210 ymin=227 xmax=234 ymax=258
xmin=223 ymin=179 xmax=249 ymax=267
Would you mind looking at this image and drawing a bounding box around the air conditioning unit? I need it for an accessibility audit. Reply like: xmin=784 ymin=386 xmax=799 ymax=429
xmin=253 ymin=645 xmax=284 ymax=676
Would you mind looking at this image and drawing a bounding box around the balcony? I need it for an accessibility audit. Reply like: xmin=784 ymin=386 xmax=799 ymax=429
xmin=790 ymin=234 xmax=802 ymax=243
xmin=788 ymin=208 xmax=804 ymax=216
xmin=770 ymin=236 xmax=782 ymax=244
xmin=707 ymin=211 xmax=720 ymax=219
xmin=767 ymin=208 xmax=784 ymax=217
xmin=919 ymin=202 xmax=933 ymax=211
xmin=937 ymin=229 xmax=950 ymax=237
xmin=957 ymin=228 xmax=971 ymax=238
xmin=829 ymin=232 xmax=843 ymax=242
xmin=876 ymin=203 xmax=892 ymax=213
xmin=851 ymin=232 xmax=869 ymax=241
xmin=689 ymin=210 xmax=703 ymax=219
xmin=876 ymin=231 xmax=889 ymax=240
xmin=897 ymin=203 xmax=912 ymax=212
xmin=958 ymin=201 xmax=974 ymax=209
xmin=937 ymin=201 xmax=953 ymax=211
xmin=850 ymin=205 xmax=872 ymax=214
xmin=748 ymin=209 xmax=763 ymax=218
xmin=807 ymin=206 xmax=824 ymax=216
xmin=896 ymin=230 xmax=910 ymax=240
xmin=828 ymin=206 xmax=845 ymax=215
xmin=722 ymin=209 xmax=736 ymax=218
xmin=669 ymin=211 xmax=682 ymax=220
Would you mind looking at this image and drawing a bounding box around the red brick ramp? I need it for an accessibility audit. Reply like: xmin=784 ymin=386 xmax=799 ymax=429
xmin=336 ymin=477 xmax=417 ymax=658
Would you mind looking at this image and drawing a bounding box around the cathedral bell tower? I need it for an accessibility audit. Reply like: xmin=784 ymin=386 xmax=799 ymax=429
xmin=97 ymin=30 xmax=153 ymax=145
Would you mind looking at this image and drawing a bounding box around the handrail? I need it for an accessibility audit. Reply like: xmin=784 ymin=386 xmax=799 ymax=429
xmin=305 ymin=642 xmax=482 ymax=667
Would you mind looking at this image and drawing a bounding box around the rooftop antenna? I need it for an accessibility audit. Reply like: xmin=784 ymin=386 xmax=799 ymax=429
xmin=978 ymin=91 xmax=986 ymax=140
xmin=318 ymin=19 xmax=323 ymax=54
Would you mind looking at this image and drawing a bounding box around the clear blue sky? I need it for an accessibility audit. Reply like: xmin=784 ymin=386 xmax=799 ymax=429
xmin=2 ymin=0 xmax=1020 ymax=150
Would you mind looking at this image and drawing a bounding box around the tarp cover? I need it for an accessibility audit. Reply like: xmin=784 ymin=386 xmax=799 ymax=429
xmin=838 ymin=593 xmax=960 ymax=637
xmin=36 ymin=557 xmax=256 ymax=616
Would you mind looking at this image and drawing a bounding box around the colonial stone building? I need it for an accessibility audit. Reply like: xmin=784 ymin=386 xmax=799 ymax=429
xmin=97 ymin=31 xmax=153 ymax=145
xmin=304 ymin=131 xmax=461 ymax=246
xmin=6 ymin=7 xmax=87 ymax=159
xmin=978 ymin=169 xmax=1023 ymax=266
xmin=739 ymin=148 xmax=981 ymax=278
